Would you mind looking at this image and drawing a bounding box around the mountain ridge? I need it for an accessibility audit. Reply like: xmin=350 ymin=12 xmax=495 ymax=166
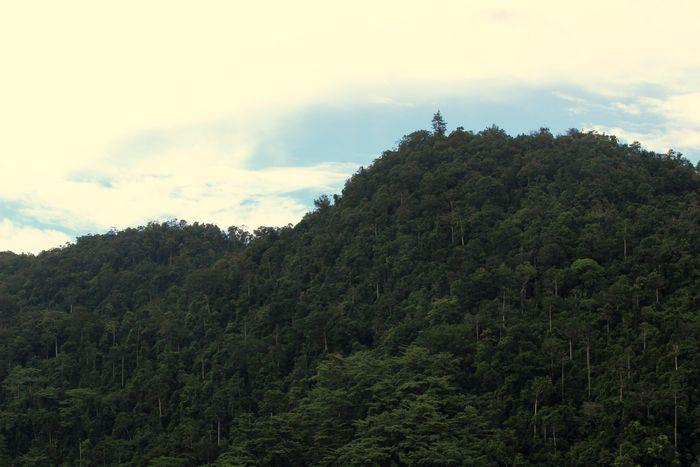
xmin=0 ymin=126 xmax=698 ymax=465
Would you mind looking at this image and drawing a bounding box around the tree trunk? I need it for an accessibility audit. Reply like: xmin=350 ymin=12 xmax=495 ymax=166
xmin=501 ymin=290 xmax=506 ymax=329
xmin=619 ymin=371 xmax=623 ymax=402
xmin=674 ymin=344 xmax=678 ymax=371
xmin=533 ymin=395 xmax=538 ymax=436
xmin=627 ymin=352 xmax=631 ymax=378
xmin=586 ymin=341 xmax=591 ymax=400
xmin=449 ymin=201 xmax=455 ymax=245
xmin=561 ymin=358 xmax=565 ymax=400
xmin=674 ymin=391 xmax=678 ymax=449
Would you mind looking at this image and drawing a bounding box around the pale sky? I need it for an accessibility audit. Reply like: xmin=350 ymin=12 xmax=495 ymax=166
xmin=1 ymin=1 xmax=699 ymax=253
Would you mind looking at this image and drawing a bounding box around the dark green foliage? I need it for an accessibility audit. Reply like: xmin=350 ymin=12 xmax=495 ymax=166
xmin=431 ymin=111 xmax=447 ymax=137
xmin=0 ymin=128 xmax=699 ymax=465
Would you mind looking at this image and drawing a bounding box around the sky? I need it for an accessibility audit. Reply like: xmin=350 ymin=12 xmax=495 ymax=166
xmin=1 ymin=1 xmax=699 ymax=254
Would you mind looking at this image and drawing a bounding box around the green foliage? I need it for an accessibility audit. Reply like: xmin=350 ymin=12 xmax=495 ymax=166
xmin=0 ymin=128 xmax=698 ymax=464
xmin=431 ymin=110 xmax=447 ymax=137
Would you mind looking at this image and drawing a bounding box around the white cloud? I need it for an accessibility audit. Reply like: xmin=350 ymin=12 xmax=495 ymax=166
xmin=610 ymin=102 xmax=642 ymax=116
xmin=551 ymin=91 xmax=587 ymax=104
xmin=584 ymin=92 xmax=700 ymax=155
xmin=9 ymin=143 xmax=358 ymax=233
xmin=368 ymin=96 xmax=415 ymax=108
xmin=0 ymin=220 xmax=71 ymax=255
xmin=585 ymin=124 xmax=700 ymax=156
xmin=641 ymin=93 xmax=700 ymax=128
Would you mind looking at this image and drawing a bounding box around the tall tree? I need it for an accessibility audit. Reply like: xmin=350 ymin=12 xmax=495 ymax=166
xmin=431 ymin=110 xmax=447 ymax=136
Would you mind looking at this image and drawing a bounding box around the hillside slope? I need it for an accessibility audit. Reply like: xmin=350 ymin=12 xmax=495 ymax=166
xmin=0 ymin=127 xmax=699 ymax=465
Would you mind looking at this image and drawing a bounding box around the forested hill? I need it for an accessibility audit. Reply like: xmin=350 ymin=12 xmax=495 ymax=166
xmin=1 ymin=127 xmax=699 ymax=466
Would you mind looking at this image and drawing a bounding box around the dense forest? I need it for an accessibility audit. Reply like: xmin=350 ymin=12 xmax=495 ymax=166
xmin=0 ymin=121 xmax=699 ymax=465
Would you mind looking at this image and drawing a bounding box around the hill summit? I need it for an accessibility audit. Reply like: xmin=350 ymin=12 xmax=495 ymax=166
xmin=0 ymin=126 xmax=698 ymax=465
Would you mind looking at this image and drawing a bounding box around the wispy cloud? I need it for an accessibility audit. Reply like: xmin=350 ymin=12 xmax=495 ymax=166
xmin=368 ymin=96 xmax=415 ymax=108
xmin=0 ymin=220 xmax=71 ymax=254
xmin=580 ymin=92 xmax=700 ymax=155
xmin=587 ymin=124 xmax=700 ymax=156
xmin=8 ymin=137 xmax=358 ymax=234
xmin=609 ymin=102 xmax=642 ymax=116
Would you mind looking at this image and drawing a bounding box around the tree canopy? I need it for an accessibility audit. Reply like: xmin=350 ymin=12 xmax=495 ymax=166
xmin=0 ymin=126 xmax=698 ymax=465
